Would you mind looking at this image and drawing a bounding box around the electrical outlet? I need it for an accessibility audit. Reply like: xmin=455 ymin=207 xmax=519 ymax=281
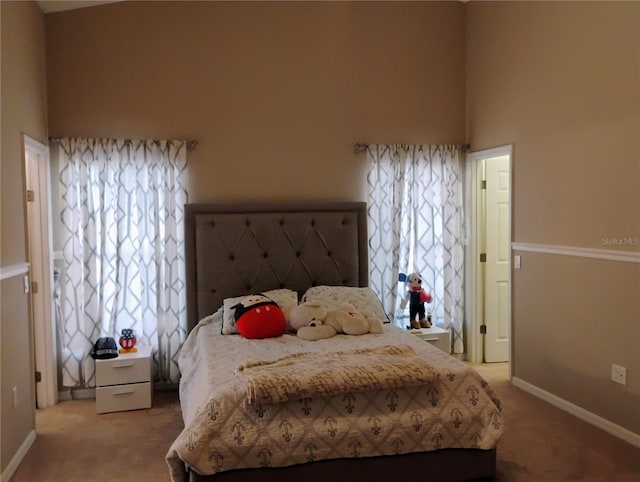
xmin=12 ymin=386 xmax=18 ymax=407
xmin=611 ymin=364 xmax=627 ymax=385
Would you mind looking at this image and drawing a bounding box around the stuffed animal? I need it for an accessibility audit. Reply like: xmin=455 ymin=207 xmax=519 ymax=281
xmin=325 ymin=303 xmax=384 ymax=336
xmin=400 ymin=272 xmax=433 ymax=329
xmin=290 ymin=301 xmax=384 ymax=341
xmin=233 ymin=294 xmax=286 ymax=339
xmin=288 ymin=301 xmax=334 ymax=341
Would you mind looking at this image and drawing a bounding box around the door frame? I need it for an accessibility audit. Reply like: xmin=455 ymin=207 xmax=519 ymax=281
xmin=465 ymin=144 xmax=513 ymax=368
xmin=23 ymin=134 xmax=58 ymax=408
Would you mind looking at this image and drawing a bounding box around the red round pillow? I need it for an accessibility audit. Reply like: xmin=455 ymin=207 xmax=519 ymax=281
xmin=233 ymin=294 xmax=286 ymax=339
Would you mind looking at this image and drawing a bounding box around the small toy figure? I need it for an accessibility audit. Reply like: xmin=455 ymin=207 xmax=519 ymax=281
xmin=118 ymin=328 xmax=137 ymax=354
xmin=400 ymin=272 xmax=433 ymax=329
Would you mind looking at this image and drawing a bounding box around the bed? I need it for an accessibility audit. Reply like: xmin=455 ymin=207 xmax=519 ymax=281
xmin=166 ymin=202 xmax=502 ymax=482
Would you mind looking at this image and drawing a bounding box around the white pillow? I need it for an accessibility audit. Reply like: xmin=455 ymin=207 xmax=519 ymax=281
xmin=301 ymin=285 xmax=390 ymax=323
xmin=221 ymin=288 xmax=298 ymax=335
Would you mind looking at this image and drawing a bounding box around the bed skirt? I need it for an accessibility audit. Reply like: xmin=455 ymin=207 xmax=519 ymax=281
xmin=188 ymin=448 xmax=497 ymax=482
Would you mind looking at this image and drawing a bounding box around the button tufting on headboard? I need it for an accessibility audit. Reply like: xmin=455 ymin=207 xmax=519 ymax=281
xmin=185 ymin=202 xmax=368 ymax=331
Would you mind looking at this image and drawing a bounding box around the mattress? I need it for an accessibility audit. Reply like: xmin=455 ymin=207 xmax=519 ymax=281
xmin=166 ymin=311 xmax=503 ymax=481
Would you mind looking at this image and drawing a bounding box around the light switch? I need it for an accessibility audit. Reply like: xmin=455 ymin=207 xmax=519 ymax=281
xmin=514 ymin=255 xmax=521 ymax=270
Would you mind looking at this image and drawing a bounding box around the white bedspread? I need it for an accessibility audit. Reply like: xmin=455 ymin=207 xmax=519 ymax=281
xmin=166 ymin=311 xmax=503 ymax=481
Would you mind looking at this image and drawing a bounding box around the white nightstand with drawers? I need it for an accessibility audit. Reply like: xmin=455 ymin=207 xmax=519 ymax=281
xmin=410 ymin=326 xmax=451 ymax=353
xmin=95 ymin=344 xmax=152 ymax=414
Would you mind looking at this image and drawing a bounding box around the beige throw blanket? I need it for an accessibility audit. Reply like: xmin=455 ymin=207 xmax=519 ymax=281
xmin=237 ymin=344 xmax=439 ymax=404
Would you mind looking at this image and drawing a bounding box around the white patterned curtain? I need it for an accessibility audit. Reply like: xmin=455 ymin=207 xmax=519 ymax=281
xmin=57 ymin=138 xmax=188 ymax=387
xmin=367 ymin=145 xmax=466 ymax=354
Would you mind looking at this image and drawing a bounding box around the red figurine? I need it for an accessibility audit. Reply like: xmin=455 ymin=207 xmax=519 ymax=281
xmin=118 ymin=328 xmax=137 ymax=354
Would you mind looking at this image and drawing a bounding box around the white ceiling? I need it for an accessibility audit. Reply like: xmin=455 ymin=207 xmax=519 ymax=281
xmin=37 ymin=1 xmax=124 ymax=14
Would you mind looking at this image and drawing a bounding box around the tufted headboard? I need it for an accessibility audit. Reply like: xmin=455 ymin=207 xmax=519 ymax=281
xmin=184 ymin=202 xmax=369 ymax=331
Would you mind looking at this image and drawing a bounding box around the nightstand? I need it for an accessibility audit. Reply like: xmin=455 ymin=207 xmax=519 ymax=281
xmin=410 ymin=326 xmax=451 ymax=353
xmin=95 ymin=344 xmax=152 ymax=414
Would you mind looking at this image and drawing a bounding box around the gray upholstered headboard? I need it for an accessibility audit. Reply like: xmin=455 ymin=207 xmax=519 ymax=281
xmin=185 ymin=202 xmax=368 ymax=331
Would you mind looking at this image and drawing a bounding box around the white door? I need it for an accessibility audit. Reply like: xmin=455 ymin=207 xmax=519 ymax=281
xmin=483 ymin=155 xmax=510 ymax=362
xmin=24 ymin=135 xmax=58 ymax=408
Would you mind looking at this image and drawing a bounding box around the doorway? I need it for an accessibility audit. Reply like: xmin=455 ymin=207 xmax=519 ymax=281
xmin=465 ymin=145 xmax=512 ymax=365
xmin=23 ymin=134 xmax=58 ymax=408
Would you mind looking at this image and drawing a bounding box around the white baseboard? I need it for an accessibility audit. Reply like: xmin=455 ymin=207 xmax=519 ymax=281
xmin=511 ymin=377 xmax=640 ymax=448
xmin=1 ymin=429 xmax=36 ymax=482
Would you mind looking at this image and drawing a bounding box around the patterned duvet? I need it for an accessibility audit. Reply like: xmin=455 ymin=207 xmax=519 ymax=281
xmin=166 ymin=311 xmax=503 ymax=481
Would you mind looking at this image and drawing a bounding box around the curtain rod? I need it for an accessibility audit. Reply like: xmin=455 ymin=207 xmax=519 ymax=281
xmin=353 ymin=142 xmax=471 ymax=154
xmin=48 ymin=137 xmax=199 ymax=151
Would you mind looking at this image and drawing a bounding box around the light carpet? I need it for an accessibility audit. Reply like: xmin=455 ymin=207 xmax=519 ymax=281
xmin=9 ymin=363 xmax=640 ymax=481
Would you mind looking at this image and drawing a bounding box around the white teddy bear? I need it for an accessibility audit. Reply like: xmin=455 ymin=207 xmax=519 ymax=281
xmin=289 ymin=301 xmax=384 ymax=341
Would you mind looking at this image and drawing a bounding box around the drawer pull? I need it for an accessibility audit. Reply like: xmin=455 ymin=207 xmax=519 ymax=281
xmin=113 ymin=363 xmax=135 ymax=368
xmin=113 ymin=390 xmax=135 ymax=396
xmin=424 ymin=338 xmax=440 ymax=342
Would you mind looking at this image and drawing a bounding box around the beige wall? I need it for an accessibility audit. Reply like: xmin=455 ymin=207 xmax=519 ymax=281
xmin=513 ymin=253 xmax=639 ymax=432
xmin=466 ymin=1 xmax=639 ymax=434
xmin=44 ymin=0 xmax=466 ymax=204
xmin=1 ymin=276 xmax=34 ymax=473
xmin=1 ymin=0 xmax=48 ymax=472
xmin=466 ymin=1 xmax=639 ymax=248
xmin=1 ymin=1 xmax=48 ymax=264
